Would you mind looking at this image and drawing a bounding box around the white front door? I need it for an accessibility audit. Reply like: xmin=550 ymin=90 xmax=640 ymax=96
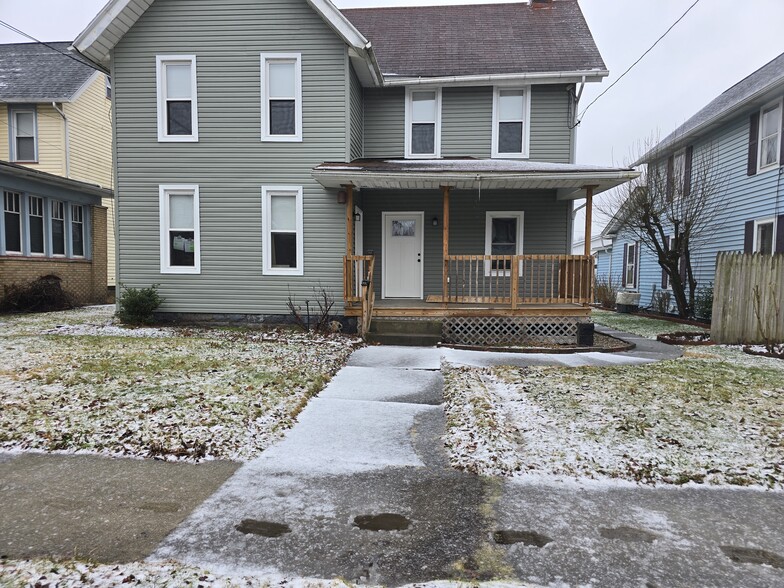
xmin=383 ymin=211 xmax=424 ymax=299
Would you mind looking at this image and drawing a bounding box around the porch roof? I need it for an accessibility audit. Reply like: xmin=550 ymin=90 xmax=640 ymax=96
xmin=312 ymin=158 xmax=639 ymax=200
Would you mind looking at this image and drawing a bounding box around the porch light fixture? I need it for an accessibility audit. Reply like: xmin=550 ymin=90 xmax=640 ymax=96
xmin=353 ymin=212 xmax=361 ymax=222
xmin=336 ymin=189 xmax=348 ymax=204
xmin=431 ymin=216 xmax=439 ymax=227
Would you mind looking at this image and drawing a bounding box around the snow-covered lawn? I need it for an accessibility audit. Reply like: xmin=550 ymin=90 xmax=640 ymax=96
xmin=443 ymin=325 xmax=784 ymax=489
xmin=0 ymin=559 xmax=541 ymax=588
xmin=591 ymin=308 xmax=707 ymax=339
xmin=0 ymin=306 xmax=360 ymax=461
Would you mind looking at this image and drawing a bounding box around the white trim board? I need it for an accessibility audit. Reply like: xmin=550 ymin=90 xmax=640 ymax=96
xmin=381 ymin=211 xmax=425 ymax=299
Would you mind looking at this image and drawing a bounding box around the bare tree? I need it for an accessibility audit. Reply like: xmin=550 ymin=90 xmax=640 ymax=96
xmin=600 ymin=140 xmax=728 ymax=318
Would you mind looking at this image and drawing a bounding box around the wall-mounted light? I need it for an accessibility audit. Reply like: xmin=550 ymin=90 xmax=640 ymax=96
xmin=337 ymin=190 xmax=348 ymax=204
xmin=353 ymin=212 xmax=361 ymax=222
xmin=431 ymin=216 xmax=439 ymax=227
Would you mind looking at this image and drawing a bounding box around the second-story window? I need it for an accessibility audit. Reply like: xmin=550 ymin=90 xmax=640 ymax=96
xmin=405 ymin=88 xmax=441 ymax=158
xmin=261 ymin=53 xmax=302 ymax=142
xmin=492 ymin=87 xmax=529 ymax=158
xmin=758 ymin=99 xmax=782 ymax=171
xmin=156 ymin=55 xmax=198 ymax=142
xmin=10 ymin=108 xmax=37 ymax=162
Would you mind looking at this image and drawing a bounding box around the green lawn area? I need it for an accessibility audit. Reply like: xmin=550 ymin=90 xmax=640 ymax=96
xmin=591 ymin=308 xmax=707 ymax=339
xmin=0 ymin=306 xmax=359 ymax=461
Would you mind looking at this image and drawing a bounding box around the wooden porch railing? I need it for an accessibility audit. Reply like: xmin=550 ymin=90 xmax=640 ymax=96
xmin=344 ymin=254 xmax=376 ymax=335
xmin=443 ymin=254 xmax=593 ymax=306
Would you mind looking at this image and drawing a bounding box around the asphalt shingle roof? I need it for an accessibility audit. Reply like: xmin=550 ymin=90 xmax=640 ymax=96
xmin=341 ymin=0 xmax=606 ymax=78
xmin=0 ymin=42 xmax=98 ymax=102
xmin=642 ymin=51 xmax=784 ymax=161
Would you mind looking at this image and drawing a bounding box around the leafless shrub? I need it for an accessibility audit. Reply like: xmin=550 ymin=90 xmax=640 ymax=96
xmin=594 ymin=274 xmax=620 ymax=309
xmin=286 ymin=286 xmax=336 ymax=333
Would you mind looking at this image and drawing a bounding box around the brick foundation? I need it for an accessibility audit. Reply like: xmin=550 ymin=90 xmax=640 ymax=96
xmin=0 ymin=205 xmax=108 ymax=305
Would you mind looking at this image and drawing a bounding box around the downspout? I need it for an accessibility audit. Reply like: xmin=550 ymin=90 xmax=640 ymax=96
xmin=52 ymin=102 xmax=70 ymax=178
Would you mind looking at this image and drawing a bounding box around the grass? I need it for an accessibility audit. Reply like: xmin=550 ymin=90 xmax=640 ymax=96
xmin=591 ymin=308 xmax=707 ymax=339
xmin=0 ymin=306 xmax=359 ymax=461
xmin=443 ymin=312 xmax=784 ymax=488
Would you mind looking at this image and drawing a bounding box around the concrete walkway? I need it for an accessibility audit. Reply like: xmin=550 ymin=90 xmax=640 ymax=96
xmin=149 ymin=341 xmax=784 ymax=587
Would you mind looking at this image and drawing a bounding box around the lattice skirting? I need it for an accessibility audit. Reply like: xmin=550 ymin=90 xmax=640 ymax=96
xmin=442 ymin=315 xmax=589 ymax=346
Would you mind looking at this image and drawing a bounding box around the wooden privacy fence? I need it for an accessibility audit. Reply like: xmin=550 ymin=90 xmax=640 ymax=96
xmin=712 ymin=252 xmax=784 ymax=344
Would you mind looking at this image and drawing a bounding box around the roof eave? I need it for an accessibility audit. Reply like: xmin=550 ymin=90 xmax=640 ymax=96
xmin=382 ymin=69 xmax=609 ymax=88
xmin=0 ymin=161 xmax=114 ymax=199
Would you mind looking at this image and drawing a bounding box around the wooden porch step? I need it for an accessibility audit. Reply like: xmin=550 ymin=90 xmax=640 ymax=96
xmin=366 ymin=318 xmax=443 ymax=347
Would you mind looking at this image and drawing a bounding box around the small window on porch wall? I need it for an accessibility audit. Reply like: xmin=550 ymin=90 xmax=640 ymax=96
xmin=262 ymin=186 xmax=303 ymax=275
xmin=159 ymin=185 xmax=201 ymax=274
xmin=29 ymin=196 xmax=45 ymax=255
xmin=405 ymin=88 xmax=441 ymax=158
xmin=485 ymin=212 xmax=523 ymax=276
xmin=51 ymin=200 xmax=65 ymax=255
xmin=3 ymin=191 xmax=22 ymax=254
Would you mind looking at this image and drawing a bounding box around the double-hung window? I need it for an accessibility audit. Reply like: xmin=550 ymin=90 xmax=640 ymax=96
xmin=492 ymin=87 xmax=529 ymax=158
xmin=10 ymin=108 xmax=37 ymax=162
xmin=159 ymin=185 xmax=201 ymax=273
xmin=51 ymin=200 xmax=65 ymax=255
xmin=624 ymin=242 xmax=637 ymax=288
xmin=71 ymin=204 xmax=85 ymax=257
xmin=754 ymin=218 xmax=775 ymax=254
xmin=156 ymin=55 xmax=198 ymax=141
xmin=758 ymin=100 xmax=782 ymax=171
xmin=3 ymin=191 xmax=22 ymax=254
xmin=261 ymin=53 xmax=302 ymax=141
xmin=262 ymin=186 xmax=303 ymax=275
xmin=405 ymin=88 xmax=441 ymax=158
xmin=484 ymin=211 xmax=523 ymax=275
xmin=29 ymin=196 xmax=45 ymax=255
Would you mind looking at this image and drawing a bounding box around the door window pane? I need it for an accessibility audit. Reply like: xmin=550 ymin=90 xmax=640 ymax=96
xmin=392 ymin=219 xmax=416 ymax=237
xmin=4 ymin=191 xmax=21 ymax=252
xmin=269 ymin=62 xmax=295 ymax=98
xmin=165 ymin=63 xmax=192 ymax=99
xmin=29 ymin=196 xmax=44 ymax=254
xmin=52 ymin=201 xmax=65 ymax=255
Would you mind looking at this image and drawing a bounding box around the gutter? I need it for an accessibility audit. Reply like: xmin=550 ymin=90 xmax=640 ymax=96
xmin=52 ymin=102 xmax=70 ymax=178
xmin=0 ymin=161 xmax=113 ymax=199
xmin=382 ymin=69 xmax=609 ymax=88
xmin=312 ymin=169 xmax=639 ymax=185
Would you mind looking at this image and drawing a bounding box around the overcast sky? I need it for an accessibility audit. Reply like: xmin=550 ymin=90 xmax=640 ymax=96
xmin=2 ymin=0 xmax=783 ymax=233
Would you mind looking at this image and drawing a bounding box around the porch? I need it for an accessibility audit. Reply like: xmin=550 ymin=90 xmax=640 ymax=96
xmin=312 ymin=158 xmax=639 ymax=344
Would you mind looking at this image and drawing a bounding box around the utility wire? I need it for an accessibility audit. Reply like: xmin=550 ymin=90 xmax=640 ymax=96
xmin=0 ymin=19 xmax=97 ymax=70
xmin=573 ymin=0 xmax=703 ymax=127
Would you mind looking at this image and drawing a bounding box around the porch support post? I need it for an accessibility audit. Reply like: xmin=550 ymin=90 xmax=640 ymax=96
xmin=441 ymin=185 xmax=450 ymax=303
xmin=583 ymin=185 xmax=595 ymax=257
xmin=344 ymin=184 xmax=354 ymax=258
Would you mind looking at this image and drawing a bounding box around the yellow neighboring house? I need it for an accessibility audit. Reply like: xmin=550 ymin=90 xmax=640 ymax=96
xmin=0 ymin=42 xmax=115 ymax=286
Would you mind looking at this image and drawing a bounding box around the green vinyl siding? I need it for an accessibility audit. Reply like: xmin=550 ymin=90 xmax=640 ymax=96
xmin=349 ymin=64 xmax=363 ymax=160
xmin=363 ymin=87 xmax=404 ymax=158
xmin=363 ymin=84 xmax=573 ymax=162
xmin=357 ymin=189 xmax=569 ymax=297
xmin=529 ymin=85 xmax=572 ymax=163
xmin=113 ymin=0 xmax=349 ymax=315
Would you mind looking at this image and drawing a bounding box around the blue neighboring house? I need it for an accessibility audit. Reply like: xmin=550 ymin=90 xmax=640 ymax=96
xmin=601 ymin=52 xmax=784 ymax=310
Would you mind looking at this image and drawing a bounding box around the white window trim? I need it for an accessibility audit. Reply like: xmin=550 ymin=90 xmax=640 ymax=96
xmin=261 ymin=185 xmax=304 ymax=276
xmin=484 ymin=211 xmax=524 ymax=277
xmin=753 ymin=217 xmax=776 ymax=254
xmin=9 ymin=107 xmax=38 ymax=162
xmin=261 ymin=53 xmax=303 ymax=142
xmin=624 ymin=242 xmax=637 ymax=288
xmin=757 ymin=98 xmax=782 ymax=172
xmin=156 ymin=55 xmax=199 ymax=142
xmin=663 ymin=234 xmax=674 ymax=290
xmin=491 ymin=86 xmax=531 ymax=159
xmin=404 ymin=87 xmax=442 ymax=159
xmin=159 ymin=184 xmax=201 ymax=274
